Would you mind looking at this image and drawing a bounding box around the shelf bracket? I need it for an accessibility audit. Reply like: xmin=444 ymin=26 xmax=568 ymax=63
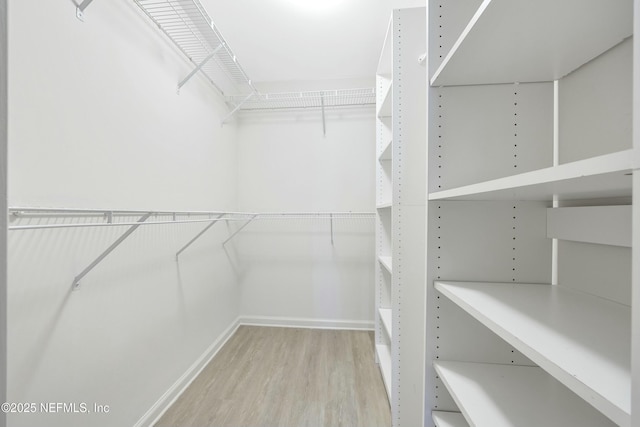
xmin=222 ymin=214 xmax=257 ymax=246
xmin=221 ymin=93 xmax=254 ymax=125
xmin=418 ymin=52 xmax=427 ymax=65
xmin=177 ymin=45 xmax=224 ymax=94
xmin=75 ymin=0 xmax=95 ymax=21
xmin=72 ymin=212 xmax=152 ymax=289
xmin=175 ymin=213 xmax=226 ymax=260
xmin=321 ymin=92 xmax=326 ymax=136
xmin=330 ymin=213 xmax=334 ymax=245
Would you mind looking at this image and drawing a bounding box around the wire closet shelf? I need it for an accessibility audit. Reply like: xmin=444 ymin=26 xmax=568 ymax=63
xmin=132 ymin=0 xmax=376 ymax=119
xmin=8 ymin=208 xmax=374 ymax=230
xmin=226 ymin=88 xmax=377 ymax=111
xmin=9 ymin=208 xmax=374 ymax=288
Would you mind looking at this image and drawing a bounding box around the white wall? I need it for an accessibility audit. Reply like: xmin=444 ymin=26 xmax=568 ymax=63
xmin=235 ymin=105 xmax=376 ymax=327
xmin=0 ymin=1 xmax=7 ymax=426
xmin=8 ymin=1 xmax=239 ymax=426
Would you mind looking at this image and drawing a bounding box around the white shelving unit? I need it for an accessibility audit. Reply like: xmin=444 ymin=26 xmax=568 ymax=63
xmin=376 ymin=344 xmax=392 ymax=400
xmin=432 ymin=412 xmax=467 ymax=427
xmin=430 ymin=0 xmax=632 ymax=86
xmin=379 ymin=307 xmax=393 ymax=340
xmin=425 ymin=1 xmax=637 ymax=427
xmin=434 ymin=361 xmax=616 ymax=427
xmin=435 ymin=281 xmax=630 ymax=424
xmin=375 ymin=8 xmax=426 ymax=427
xmin=378 ymin=256 xmax=393 ymax=274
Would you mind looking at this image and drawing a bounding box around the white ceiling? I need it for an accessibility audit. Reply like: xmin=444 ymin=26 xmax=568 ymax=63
xmin=200 ymin=0 xmax=395 ymax=84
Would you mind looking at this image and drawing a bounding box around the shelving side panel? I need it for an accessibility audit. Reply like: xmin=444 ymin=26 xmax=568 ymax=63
xmin=429 ymin=83 xmax=553 ymax=193
xmin=428 ymin=0 xmax=483 ymax=80
xmin=560 ymin=38 xmax=633 ymax=164
xmin=391 ymin=7 xmax=426 ymax=427
xmin=558 ymin=240 xmax=631 ymax=306
xmin=632 ymin=2 xmax=640 ymax=425
xmin=425 ymin=201 xmax=549 ymax=417
xmin=632 ymin=173 xmax=640 ymax=427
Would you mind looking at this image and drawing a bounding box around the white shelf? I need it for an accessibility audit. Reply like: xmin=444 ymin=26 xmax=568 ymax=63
xmin=378 ymin=308 xmax=392 ymax=340
xmin=434 ymin=361 xmax=617 ymax=427
xmin=378 ymin=137 xmax=392 ymax=161
xmin=378 ymin=256 xmax=392 ymax=274
xmin=435 ymin=281 xmax=630 ymax=426
xmin=376 ymin=202 xmax=392 ymax=209
xmin=376 ymin=344 xmax=392 ymax=401
xmin=428 ymin=149 xmax=636 ymax=201
xmin=377 ymin=78 xmax=392 ymax=118
xmin=432 ymin=412 xmax=468 ymax=427
xmin=430 ymin=0 xmax=632 ymax=86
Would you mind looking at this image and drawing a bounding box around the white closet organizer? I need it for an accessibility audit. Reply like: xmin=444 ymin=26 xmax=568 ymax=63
xmin=426 ymin=1 xmax=636 ymax=427
xmin=9 ymin=208 xmax=373 ymax=287
xmin=375 ymin=7 xmax=426 ymax=427
xmin=132 ymin=0 xmax=375 ymax=123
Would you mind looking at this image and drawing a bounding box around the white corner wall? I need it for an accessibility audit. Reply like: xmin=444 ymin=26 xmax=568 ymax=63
xmin=235 ymin=104 xmax=376 ymax=329
xmin=8 ymin=1 xmax=239 ymax=427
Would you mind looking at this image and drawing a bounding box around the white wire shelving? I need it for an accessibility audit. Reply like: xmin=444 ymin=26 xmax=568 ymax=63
xmin=133 ymin=0 xmax=256 ymax=97
xmin=9 ymin=207 xmax=374 ymax=288
xmin=131 ymin=0 xmax=376 ymax=124
xmin=226 ymin=88 xmax=376 ymax=111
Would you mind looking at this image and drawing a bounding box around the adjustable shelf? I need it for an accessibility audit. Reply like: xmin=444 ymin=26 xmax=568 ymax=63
xmin=378 ymin=138 xmax=392 ymax=162
xmin=377 ymin=78 xmax=392 ymax=118
xmin=432 ymin=412 xmax=467 ymax=427
xmin=435 ymin=281 xmax=630 ymax=426
xmin=376 ymin=344 xmax=392 ymax=400
xmin=430 ymin=0 xmax=633 ymax=86
xmin=378 ymin=256 xmax=392 ymax=275
xmin=428 ymin=149 xmax=636 ymax=201
xmin=434 ymin=361 xmax=617 ymax=427
xmin=378 ymin=308 xmax=392 ymax=340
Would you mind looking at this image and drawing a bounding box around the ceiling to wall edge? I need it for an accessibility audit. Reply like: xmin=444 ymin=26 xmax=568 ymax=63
xmin=79 ymin=0 xmax=376 ymax=124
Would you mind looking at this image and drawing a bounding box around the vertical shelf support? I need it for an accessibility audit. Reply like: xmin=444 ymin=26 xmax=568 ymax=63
xmin=177 ymin=45 xmax=224 ymax=93
xmin=175 ymin=213 xmax=226 ymax=260
xmin=75 ymin=0 xmax=95 ymax=21
xmin=72 ymin=212 xmax=152 ymax=289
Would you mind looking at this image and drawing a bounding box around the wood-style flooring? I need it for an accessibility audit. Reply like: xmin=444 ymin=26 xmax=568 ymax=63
xmin=155 ymin=326 xmax=391 ymax=427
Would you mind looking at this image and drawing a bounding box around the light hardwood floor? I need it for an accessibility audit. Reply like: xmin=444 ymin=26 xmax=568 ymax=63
xmin=155 ymin=326 xmax=391 ymax=427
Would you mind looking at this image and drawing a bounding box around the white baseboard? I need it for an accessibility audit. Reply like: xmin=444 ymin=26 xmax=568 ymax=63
xmin=239 ymin=315 xmax=374 ymax=331
xmin=135 ymin=315 xmax=373 ymax=426
xmin=134 ymin=317 xmax=241 ymax=427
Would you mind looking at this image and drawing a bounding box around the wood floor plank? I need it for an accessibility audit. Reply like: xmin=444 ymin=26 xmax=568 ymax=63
xmin=155 ymin=326 xmax=391 ymax=427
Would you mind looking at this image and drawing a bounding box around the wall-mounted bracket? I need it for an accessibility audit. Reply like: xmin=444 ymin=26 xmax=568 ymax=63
xmin=175 ymin=213 xmax=226 ymax=260
xmin=72 ymin=212 xmax=152 ymax=289
xmin=177 ymin=44 xmax=224 ymax=94
xmin=221 ymin=93 xmax=255 ymax=125
xmin=330 ymin=213 xmax=334 ymax=245
xmin=222 ymin=214 xmax=257 ymax=245
xmin=75 ymin=0 xmax=95 ymax=21
xmin=418 ymin=52 xmax=427 ymax=65
xmin=321 ymin=92 xmax=326 ymax=137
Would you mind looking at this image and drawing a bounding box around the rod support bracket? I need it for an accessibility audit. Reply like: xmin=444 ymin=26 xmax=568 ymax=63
xmin=75 ymin=0 xmax=95 ymax=21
